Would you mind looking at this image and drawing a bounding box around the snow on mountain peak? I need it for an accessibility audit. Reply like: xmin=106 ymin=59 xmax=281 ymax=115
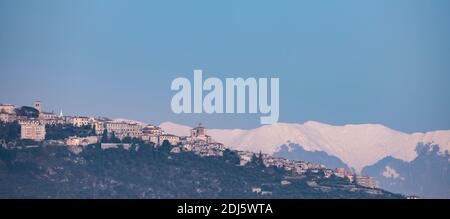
xmin=159 ymin=121 xmax=450 ymax=172
xmin=113 ymin=118 xmax=146 ymax=126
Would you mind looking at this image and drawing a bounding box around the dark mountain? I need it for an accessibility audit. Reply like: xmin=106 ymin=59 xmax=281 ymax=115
xmin=0 ymin=144 xmax=402 ymax=199
xmin=275 ymin=143 xmax=350 ymax=170
xmin=362 ymin=143 xmax=450 ymax=198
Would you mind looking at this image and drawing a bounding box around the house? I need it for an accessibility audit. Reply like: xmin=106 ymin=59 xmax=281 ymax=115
xmin=170 ymin=146 xmax=181 ymax=154
xmin=158 ymin=134 xmax=180 ymax=146
xmin=105 ymin=121 xmax=143 ymax=139
xmin=92 ymin=117 xmax=111 ymax=135
xmin=101 ymin=143 xmax=132 ymax=150
xmin=260 ymin=191 xmax=273 ymax=196
xmin=71 ymin=116 xmax=92 ymax=127
xmin=335 ymin=168 xmax=354 ymax=182
xmin=207 ymin=142 xmax=224 ymax=150
xmin=0 ymin=103 xmax=17 ymax=123
xmin=281 ymin=180 xmax=291 ymax=185
xmin=236 ymin=151 xmax=255 ymax=166
xmin=0 ymin=104 xmax=16 ymax=114
xmin=0 ymin=112 xmax=16 ymax=123
xmin=251 ymin=187 xmax=262 ymax=193
xmin=92 ymin=121 xmax=105 ymax=135
xmin=190 ymin=123 xmax=212 ymax=144
xmin=66 ymin=136 xmax=99 ymax=146
xmin=18 ymin=119 xmax=46 ymax=141
xmin=39 ymin=111 xmax=65 ymax=125
xmin=355 ymin=176 xmax=377 ymax=188
xmin=142 ymin=124 xmax=163 ymax=144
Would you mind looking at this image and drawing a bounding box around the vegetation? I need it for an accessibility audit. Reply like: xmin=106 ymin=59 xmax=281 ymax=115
xmin=0 ymin=144 xmax=403 ymax=199
xmin=45 ymin=124 xmax=96 ymax=140
xmin=0 ymin=121 xmax=20 ymax=143
xmin=14 ymin=106 xmax=39 ymax=118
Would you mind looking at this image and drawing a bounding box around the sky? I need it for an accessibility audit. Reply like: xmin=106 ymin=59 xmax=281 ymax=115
xmin=0 ymin=0 xmax=449 ymax=133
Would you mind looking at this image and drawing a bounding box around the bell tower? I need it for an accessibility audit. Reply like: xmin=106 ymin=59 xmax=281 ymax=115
xmin=34 ymin=101 xmax=42 ymax=113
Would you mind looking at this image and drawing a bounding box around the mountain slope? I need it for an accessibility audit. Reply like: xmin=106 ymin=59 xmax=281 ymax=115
xmin=274 ymin=143 xmax=350 ymax=170
xmin=160 ymin=121 xmax=450 ymax=172
xmin=0 ymin=144 xmax=402 ymax=199
xmin=362 ymin=143 xmax=450 ymax=198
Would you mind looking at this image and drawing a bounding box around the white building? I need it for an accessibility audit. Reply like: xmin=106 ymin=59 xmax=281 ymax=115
xmin=34 ymin=101 xmax=42 ymax=113
xmin=0 ymin=103 xmax=16 ymax=123
xmin=142 ymin=124 xmax=163 ymax=144
xmin=0 ymin=104 xmax=15 ymax=114
xmin=0 ymin=112 xmax=16 ymax=123
xmin=158 ymin=134 xmax=180 ymax=146
xmin=176 ymin=123 xmax=225 ymax=156
xmin=190 ymin=123 xmax=212 ymax=143
xmin=19 ymin=119 xmax=46 ymax=141
xmin=66 ymin=136 xmax=99 ymax=146
xmin=105 ymin=121 xmax=143 ymax=139
xmin=71 ymin=116 xmax=92 ymax=127
xmin=355 ymin=176 xmax=377 ymax=188
xmin=237 ymin=151 xmax=254 ymax=166
xmin=39 ymin=112 xmax=65 ymax=125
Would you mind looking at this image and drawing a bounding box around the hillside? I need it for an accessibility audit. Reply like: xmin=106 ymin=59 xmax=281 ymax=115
xmin=0 ymin=144 xmax=402 ymax=199
xmin=362 ymin=143 xmax=450 ymax=198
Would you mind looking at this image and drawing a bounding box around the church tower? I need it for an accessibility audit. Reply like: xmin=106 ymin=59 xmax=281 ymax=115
xmin=34 ymin=101 xmax=42 ymax=113
xmin=191 ymin=123 xmax=206 ymax=138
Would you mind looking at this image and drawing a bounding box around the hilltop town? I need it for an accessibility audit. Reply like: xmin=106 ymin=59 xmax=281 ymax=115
xmin=0 ymin=101 xmax=377 ymax=189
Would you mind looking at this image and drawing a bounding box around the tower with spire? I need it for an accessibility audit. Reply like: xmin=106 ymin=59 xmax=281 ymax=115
xmin=190 ymin=122 xmax=211 ymax=143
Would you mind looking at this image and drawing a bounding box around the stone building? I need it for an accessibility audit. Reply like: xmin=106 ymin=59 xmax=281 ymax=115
xmin=34 ymin=101 xmax=42 ymax=113
xmin=190 ymin=123 xmax=212 ymax=143
xmin=71 ymin=116 xmax=92 ymax=127
xmin=105 ymin=121 xmax=143 ymax=139
xmin=19 ymin=119 xmax=46 ymax=141
xmin=355 ymin=176 xmax=377 ymax=188
xmin=0 ymin=112 xmax=16 ymax=123
xmin=0 ymin=103 xmax=17 ymax=123
xmin=0 ymin=103 xmax=16 ymax=114
xmin=142 ymin=124 xmax=163 ymax=144
xmin=158 ymin=134 xmax=180 ymax=146
xmin=66 ymin=136 xmax=99 ymax=146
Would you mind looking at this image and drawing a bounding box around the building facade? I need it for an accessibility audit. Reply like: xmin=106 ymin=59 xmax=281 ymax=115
xmin=34 ymin=101 xmax=42 ymax=113
xmin=0 ymin=112 xmax=16 ymax=123
xmin=190 ymin=123 xmax=212 ymax=143
xmin=142 ymin=124 xmax=163 ymax=144
xmin=158 ymin=134 xmax=180 ymax=146
xmin=355 ymin=176 xmax=377 ymax=188
xmin=105 ymin=121 xmax=143 ymax=139
xmin=71 ymin=116 xmax=92 ymax=127
xmin=0 ymin=103 xmax=17 ymax=123
xmin=66 ymin=136 xmax=99 ymax=146
xmin=19 ymin=119 xmax=46 ymax=141
xmin=0 ymin=104 xmax=16 ymax=114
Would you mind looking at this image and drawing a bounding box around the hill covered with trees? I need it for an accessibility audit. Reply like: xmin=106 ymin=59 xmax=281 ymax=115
xmin=0 ymin=143 xmax=403 ymax=199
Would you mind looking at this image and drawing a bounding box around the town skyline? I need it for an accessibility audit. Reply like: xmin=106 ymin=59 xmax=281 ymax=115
xmin=1 ymin=1 xmax=450 ymax=133
xmin=0 ymin=99 xmax=378 ymax=190
xmin=2 ymin=99 xmax=450 ymax=136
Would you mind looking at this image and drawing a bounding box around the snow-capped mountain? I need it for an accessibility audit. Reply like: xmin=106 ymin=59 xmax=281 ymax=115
xmin=159 ymin=121 xmax=450 ymax=172
xmin=113 ymin=118 xmax=146 ymax=126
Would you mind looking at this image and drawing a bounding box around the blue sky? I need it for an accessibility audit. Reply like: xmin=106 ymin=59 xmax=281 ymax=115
xmin=0 ymin=0 xmax=449 ymax=132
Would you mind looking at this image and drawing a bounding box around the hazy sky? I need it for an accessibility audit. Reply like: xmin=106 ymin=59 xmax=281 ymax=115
xmin=1 ymin=0 xmax=449 ymax=132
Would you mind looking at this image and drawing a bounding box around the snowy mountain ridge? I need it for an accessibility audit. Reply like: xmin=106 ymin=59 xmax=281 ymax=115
xmin=159 ymin=121 xmax=450 ymax=172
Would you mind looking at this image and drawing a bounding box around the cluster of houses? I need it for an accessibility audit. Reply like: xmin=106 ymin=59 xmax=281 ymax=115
xmin=0 ymin=101 xmax=226 ymax=156
xmin=0 ymin=101 xmax=377 ymax=189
